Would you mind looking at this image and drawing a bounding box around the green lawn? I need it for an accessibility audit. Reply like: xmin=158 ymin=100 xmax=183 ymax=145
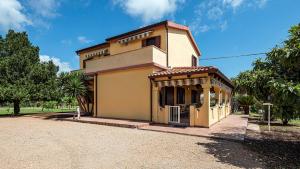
xmin=0 ymin=107 xmax=76 ymax=115
xmin=290 ymin=119 xmax=300 ymax=126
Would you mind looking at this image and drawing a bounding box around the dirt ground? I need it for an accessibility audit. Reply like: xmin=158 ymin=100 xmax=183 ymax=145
xmin=0 ymin=117 xmax=265 ymax=169
xmin=245 ymin=116 xmax=300 ymax=169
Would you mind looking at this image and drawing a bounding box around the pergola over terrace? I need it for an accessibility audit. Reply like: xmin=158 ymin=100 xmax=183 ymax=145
xmin=149 ymin=66 xmax=233 ymax=127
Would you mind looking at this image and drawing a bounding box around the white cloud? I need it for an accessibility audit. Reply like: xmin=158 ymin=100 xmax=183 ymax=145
xmin=256 ymin=0 xmax=268 ymax=8
xmin=207 ymin=7 xmax=223 ymax=20
xmin=40 ymin=55 xmax=72 ymax=73
xmin=61 ymin=39 xmax=72 ymax=45
xmin=28 ymin=0 xmax=60 ymax=18
xmin=223 ymin=0 xmax=244 ymax=9
xmin=0 ymin=0 xmax=31 ymax=32
xmin=112 ymin=0 xmax=185 ymax=23
xmin=189 ymin=0 xmax=268 ymax=34
xmin=199 ymin=25 xmax=210 ymax=33
xmin=77 ymin=36 xmax=92 ymax=44
xmin=220 ymin=21 xmax=228 ymax=31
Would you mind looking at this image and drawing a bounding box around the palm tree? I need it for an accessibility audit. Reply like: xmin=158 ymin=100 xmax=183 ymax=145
xmin=62 ymin=71 xmax=89 ymax=113
xmin=236 ymin=95 xmax=256 ymax=114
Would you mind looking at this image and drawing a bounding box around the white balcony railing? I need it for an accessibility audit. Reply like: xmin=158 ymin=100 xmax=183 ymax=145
xmin=85 ymin=46 xmax=167 ymax=74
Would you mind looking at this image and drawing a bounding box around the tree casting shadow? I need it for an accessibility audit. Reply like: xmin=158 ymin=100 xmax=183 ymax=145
xmin=196 ymin=133 xmax=300 ymax=169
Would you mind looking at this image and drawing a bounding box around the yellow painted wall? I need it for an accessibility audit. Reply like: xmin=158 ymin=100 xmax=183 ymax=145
xmin=192 ymin=79 xmax=210 ymax=127
xmin=208 ymin=86 xmax=232 ymax=127
xmin=209 ymin=86 xmax=220 ymax=126
xmin=97 ymin=67 xmax=155 ymax=121
xmin=78 ymin=47 xmax=110 ymax=69
xmin=85 ymin=46 xmax=166 ymax=74
xmin=79 ymin=54 xmax=84 ymax=69
xmin=109 ymin=26 xmax=167 ymax=55
xmin=168 ymin=28 xmax=198 ymax=67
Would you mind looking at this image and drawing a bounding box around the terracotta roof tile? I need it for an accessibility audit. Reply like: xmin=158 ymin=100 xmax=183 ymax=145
xmin=149 ymin=66 xmax=217 ymax=77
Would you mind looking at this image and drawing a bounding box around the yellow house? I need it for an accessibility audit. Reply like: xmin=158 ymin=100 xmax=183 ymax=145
xmin=76 ymin=20 xmax=233 ymax=127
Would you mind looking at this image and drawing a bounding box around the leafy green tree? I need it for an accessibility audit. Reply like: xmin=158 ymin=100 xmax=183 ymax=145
xmin=0 ymin=30 xmax=58 ymax=115
xmin=232 ymin=70 xmax=255 ymax=95
xmin=234 ymin=23 xmax=300 ymax=125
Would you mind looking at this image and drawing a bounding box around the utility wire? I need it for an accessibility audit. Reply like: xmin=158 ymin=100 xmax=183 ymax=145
xmin=200 ymin=52 xmax=267 ymax=60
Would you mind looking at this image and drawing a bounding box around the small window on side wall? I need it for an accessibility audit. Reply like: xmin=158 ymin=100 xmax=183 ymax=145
xmin=192 ymin=55 xmax=197 ymax=66
xmin=142 ymin=36 xmax=161 ymax=48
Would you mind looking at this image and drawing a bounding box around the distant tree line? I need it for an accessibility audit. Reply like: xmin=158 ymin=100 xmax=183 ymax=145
xmin=232 ymin=24 xmax=300 ymax=125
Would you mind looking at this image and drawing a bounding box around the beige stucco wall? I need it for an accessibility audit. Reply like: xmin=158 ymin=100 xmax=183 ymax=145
xmin=208 ymin=86 xmax=232 ymax=126
xmin=192 ymin=82 xmax=211 ymax=127
xmin=78 ymin=47 xmax=110 ymax=69
xmin=85 ymin=46 xmax=166 ymax=74
xmin=109 ymin=26 xmax=167 ymax=55
xmin=167 ymin=28 xmax=199 ymax=67
xmin=97 ymin=67 xmax=155 ymax=121
xmin=79 ymin=54 xmax=85 ymax=69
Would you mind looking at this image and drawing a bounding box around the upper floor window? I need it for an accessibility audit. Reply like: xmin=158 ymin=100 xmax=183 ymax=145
xmin=192 ymin=55 xmax=197 ymax=66
xmin=142 ymin=36 xmax=161 ymax=48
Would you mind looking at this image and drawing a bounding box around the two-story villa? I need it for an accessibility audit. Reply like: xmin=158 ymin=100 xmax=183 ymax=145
xmin=76 ymin=20 xmax=233 ymax=127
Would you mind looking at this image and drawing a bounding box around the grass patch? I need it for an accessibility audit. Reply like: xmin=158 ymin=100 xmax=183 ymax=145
xmin=290 ymin=119 xmax=300 ymax=126
xmin=0 ymin=107 xmax=76 ymax=115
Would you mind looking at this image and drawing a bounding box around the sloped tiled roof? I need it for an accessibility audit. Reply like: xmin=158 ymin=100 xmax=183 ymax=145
xmin=149 ymin=66 xmax=216 ymax=77
xmin=76 ymin=20 xmax=201 ymax=56
xmin=149 ymin=66 xmax=233 ymax=88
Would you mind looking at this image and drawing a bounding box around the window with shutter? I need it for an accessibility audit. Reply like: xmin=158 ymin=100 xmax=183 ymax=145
xmin=192 ymin=56 xmax=197 ymax=66
xmin=142 ymin=36 xmax=161 ymax=48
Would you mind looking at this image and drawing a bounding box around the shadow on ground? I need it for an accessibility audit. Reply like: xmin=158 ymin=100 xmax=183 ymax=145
xmin=0 ymin=112 xmax=75 ymax=119
xmin=196 ymin=132 xmax=300 ymax=169
xmin=244 ymin=139 xmax=300 ymax=169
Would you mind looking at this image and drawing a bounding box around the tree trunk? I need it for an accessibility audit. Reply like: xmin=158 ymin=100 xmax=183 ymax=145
xmin=243 ymin=105 xmax=250 ymax=114
xmin=13 ymin=100 xmax=20 ymax=115
xmin=77 ymin=96 xmax=88 ymax=113
xmin=282 ymin=118 xmax=288 ymax=125
xmin=281 ymin=109 xmax=289 ymax=126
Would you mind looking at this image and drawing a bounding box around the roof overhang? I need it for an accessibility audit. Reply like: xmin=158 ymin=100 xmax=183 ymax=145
xmin=149 ymin=66 xmax=233 ymax=88
xmin=76 ymin=42 xmax=109 ymax=55
xmin=105 ymin=20 xmax=201 ymax=56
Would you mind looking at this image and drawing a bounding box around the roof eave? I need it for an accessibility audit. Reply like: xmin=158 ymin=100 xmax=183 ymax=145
xmin=75 ymin=42 xmax=109 ymax=55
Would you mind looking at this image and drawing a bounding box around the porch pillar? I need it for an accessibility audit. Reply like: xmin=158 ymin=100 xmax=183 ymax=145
xmin=190 ymin=105 xmax=195 ymax=126
xmin=202 ymin=85 xmax=210 ymax=127
xmin=152 ymin=86 xmax=159 ymax=122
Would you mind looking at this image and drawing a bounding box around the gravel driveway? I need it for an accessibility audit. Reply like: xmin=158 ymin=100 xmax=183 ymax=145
xmin=0 ymin=117 xmax=263 ymax=169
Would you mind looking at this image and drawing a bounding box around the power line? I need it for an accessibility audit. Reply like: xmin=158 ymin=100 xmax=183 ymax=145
xmin=200 ymin=52 xmax=267 ymax=61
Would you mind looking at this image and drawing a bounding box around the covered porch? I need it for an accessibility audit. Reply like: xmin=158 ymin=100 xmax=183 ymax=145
xmin=149 ymin=67 xmax=233 ymax=128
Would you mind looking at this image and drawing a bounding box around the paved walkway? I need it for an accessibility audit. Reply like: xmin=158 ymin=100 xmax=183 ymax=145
xmin=64 ymin=116 xmax=150 ymax=128
xmin=28 ymin=113 xmax=248 ymax=141
xmin=27 ymin=113 xmax=150 ymax=128
xmin=140 ymin=115 xmax=248 ymax=141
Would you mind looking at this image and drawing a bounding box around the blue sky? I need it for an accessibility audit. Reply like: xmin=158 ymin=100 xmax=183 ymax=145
xmin=0 ymin=0 xmax=299 ymax=77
